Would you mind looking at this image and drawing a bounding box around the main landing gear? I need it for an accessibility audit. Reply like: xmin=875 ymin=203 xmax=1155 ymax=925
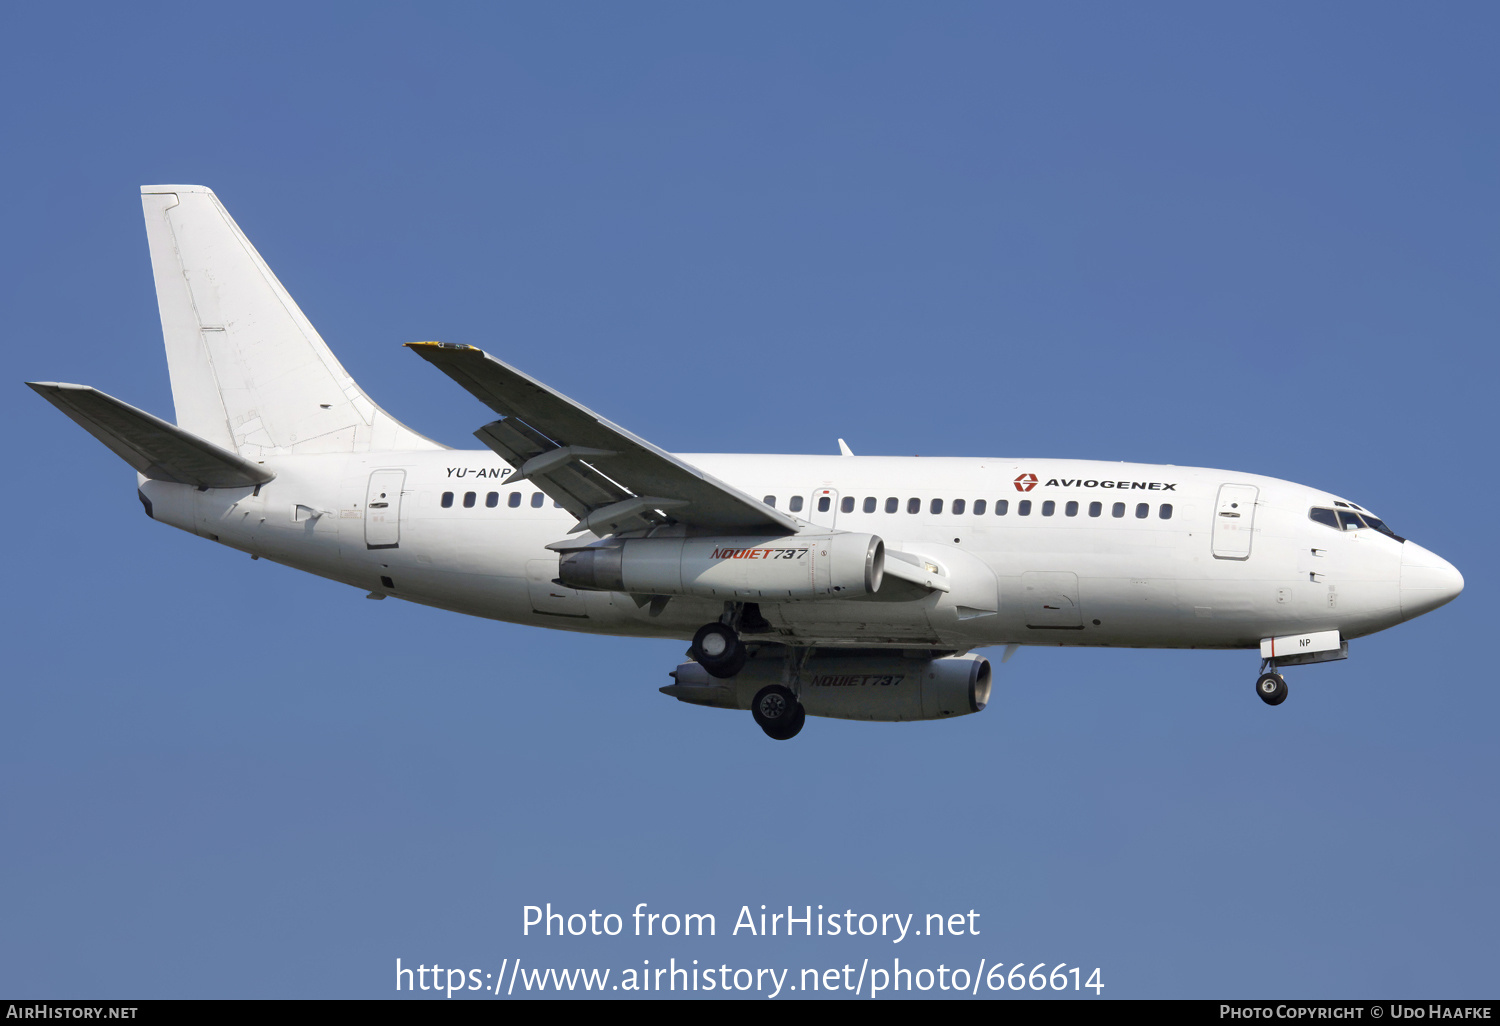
xmin=751 ymin=684 xmax=805 ymax=741
xmin=1256 ymin=670 xmax=1288 ymax=706
xmin=689 ymin=604 xmax=806 ymax=740
xmin=690 ymin=622 xmax=747 ymax=678
xmin=689 ymin=602 xmax=771 ymax=679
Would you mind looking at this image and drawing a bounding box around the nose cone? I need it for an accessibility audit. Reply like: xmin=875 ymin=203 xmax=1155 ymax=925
xmin=1400 ymin=541 xmax=1464 ymax=621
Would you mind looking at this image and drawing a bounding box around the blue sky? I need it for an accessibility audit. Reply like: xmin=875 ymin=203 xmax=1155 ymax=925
xmin=2 ymin=2 xmax=1495 ymax=999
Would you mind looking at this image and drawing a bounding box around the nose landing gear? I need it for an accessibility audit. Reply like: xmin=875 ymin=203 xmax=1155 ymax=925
xmin=1256 ymin=671 xmax=1288 ymax=706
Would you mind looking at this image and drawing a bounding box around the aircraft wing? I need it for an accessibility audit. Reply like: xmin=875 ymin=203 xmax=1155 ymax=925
xmin=406 ymin=343 xmax=801 ymax=536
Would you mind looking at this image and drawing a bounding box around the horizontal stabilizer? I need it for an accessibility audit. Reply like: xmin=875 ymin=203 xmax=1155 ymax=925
xmin=28 ymin=382 xmax=274 ymax=488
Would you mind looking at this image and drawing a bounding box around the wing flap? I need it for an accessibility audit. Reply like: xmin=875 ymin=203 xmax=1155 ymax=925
xmin=474 ymin=420 xmax=629 ymax=520
xmin=408 ymin=343 xmax=799 ymax=534
xmin=28 ymin=382 xmax=274 ymax=488
xmin=477 ymin=415 xmax=553 ymax=464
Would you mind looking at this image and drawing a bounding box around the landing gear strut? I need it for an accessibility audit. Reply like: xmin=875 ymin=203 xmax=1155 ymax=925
xmin=751 ymin=684 xmax=805 ymax=740
xmin=1256 ymin=671 xmax=1288 ymax=706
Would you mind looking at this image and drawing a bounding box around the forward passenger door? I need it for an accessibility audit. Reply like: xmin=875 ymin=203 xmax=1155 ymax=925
xmin=1212 ymin=484 xmax=1259 ymax=560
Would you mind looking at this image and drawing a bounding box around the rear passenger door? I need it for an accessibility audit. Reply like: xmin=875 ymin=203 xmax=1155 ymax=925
xmin=364 ymin=469 xmax=405 ymax=549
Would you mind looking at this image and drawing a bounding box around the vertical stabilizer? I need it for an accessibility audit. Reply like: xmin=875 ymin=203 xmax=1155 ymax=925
xmin=140 ymin=185 xmax=442 ymax=456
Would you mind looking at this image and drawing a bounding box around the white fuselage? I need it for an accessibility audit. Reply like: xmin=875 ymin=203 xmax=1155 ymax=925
xmin=138 ymin=450 xmax=1449 ymax=654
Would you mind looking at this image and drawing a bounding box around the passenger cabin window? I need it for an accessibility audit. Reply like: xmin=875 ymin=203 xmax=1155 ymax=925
xmin=952 ymin=499 xmax=966 ymax=515
xmin=885 ymin=497 xmax=898 ymax=513
xmin=1018 ymin=500 xmax=1032 ymax=516
xmin=1066 ymin=500 xmax=1078 ymax=517
xmin=441 ymin=491 xmax=454 ymax=508
xmin=1135 ymin=503 xmax=1149 ymax=519
xmin=907 ymin=498 xmax=920 ymax=514
xmin=1089 ymin=501 xmax=1102 ymax=518
xmin=973 ymin=499 xmax=987 ymax=515
xmin=1160 ymin=504 xmax=1173 ymax=520
xmin=508 ymin=492 xmax=521 ymax=508
xmin=1042 ymin=500 xmax=1055 ymax=516
xmin=486 ymin=492 xmax=498 ymax=508
xmin=789 ymin=495 xmax=804 ymax=513
xmin=864 ymin=497 xmax=877 ymax=513
xmin=818 ymin=496 xmax=831 ymax=513
xmin=463 ymin=491 xmax=476 ymax=508
xmin=531 ymin=492 xmax=544 ymax=508
xmin=1112 ymin=502 xmax=1125 ymax=518
xmin=763 ymin=495 xmax=776 ymax=507
xmin=841 ymin=496 xmax=854 ymax=513
xmin=995 ymin=500 xmax=1009 ymax=516
xmin=931 ymin=498 xmax=943 ymax=514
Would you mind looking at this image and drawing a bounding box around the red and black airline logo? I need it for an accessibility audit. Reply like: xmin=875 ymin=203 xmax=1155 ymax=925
xmin=1010 ymin=472 xmax=1179 ymax=492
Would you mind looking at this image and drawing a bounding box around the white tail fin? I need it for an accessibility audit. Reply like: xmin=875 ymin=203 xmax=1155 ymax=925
xmin=140 ymin=185 xmax=442 ymax=456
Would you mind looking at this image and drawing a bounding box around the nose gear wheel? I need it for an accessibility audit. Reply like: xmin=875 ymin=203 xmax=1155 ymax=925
xmin=1256 ymin=672 xmax=1288 ymax=706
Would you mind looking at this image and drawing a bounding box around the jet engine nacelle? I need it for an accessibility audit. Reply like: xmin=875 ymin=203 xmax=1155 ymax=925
xmin=663 ymin=651 xmax=992 ymax=721
xmin=558 ymin=533 xmax=884 ymax=600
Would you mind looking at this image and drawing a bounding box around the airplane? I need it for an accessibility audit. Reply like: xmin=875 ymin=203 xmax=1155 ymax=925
xmin=28 ymin=185 xmax=1465 ymax=740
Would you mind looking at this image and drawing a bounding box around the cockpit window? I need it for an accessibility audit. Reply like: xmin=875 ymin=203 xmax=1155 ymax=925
xmin=1359 ymin=513 xmax=1404 ymax=542
xmin=1310 ymin=506 xmax=1404 ymax=542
